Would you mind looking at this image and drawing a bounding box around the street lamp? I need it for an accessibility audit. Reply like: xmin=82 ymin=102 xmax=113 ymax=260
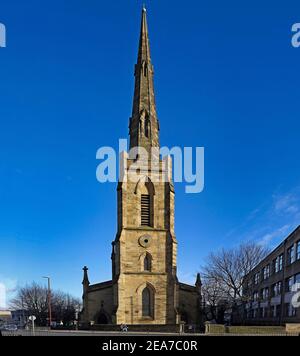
xmin=42 ymin=276 xmax=52 ymax=329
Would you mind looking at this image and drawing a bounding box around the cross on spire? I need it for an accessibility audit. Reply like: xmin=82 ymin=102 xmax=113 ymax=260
xmin=82 ymin=266 xmax=90 ymax=286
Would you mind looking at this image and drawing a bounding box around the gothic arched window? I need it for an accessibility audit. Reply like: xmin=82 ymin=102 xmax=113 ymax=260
xmin=137 ymin=178 xmax=154 ymax=228
xmin=144 ymin=253 xmax=152 ymax=272
xmin=145 ymin=118 xmax=150 ymax=138
xmin=142 ymin=287 xmax=154 ymax=318
xmin=144 ymin=62 xmax=148 ymax=77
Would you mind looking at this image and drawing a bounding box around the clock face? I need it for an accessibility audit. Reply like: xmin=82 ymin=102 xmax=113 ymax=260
xmin=139 ymin=235 xmax=152 ymax=248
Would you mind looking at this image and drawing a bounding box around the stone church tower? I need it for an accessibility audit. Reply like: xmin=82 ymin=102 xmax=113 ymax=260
xmin=111 ymin=8 xmax=178 ymax=324
xmin=80 ymin=7 xmax=202 ymax=328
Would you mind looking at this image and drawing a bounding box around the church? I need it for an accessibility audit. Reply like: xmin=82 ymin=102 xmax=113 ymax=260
xmin=80 ymin=7 xmax=202 ymax=328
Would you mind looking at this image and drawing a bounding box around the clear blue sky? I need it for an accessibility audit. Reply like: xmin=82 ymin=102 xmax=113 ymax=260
xmin=1 ymin=0 xmax=300 ymax=302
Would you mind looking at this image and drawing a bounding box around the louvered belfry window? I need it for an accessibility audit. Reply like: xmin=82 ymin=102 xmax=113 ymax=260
xmin=141 ymin=194 xmax=151 ymax=226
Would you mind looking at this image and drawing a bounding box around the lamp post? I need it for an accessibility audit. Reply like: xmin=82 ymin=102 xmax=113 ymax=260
xmin=42 ymin=276 xmax=52 ymax=329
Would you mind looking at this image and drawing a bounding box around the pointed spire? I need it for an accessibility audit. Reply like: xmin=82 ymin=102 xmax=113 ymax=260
xmin=195 ymin=273 xmax=202 ymax=288
xmin=129 ymin=7 xmax=160 ymax=155
xmin=138 ymin=5 xmax=151 ymax=64
xmin=82 ymin=266 xmax=90 ymax=287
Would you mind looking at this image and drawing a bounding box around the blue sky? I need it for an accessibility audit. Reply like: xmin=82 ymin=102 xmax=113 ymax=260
xmin=0 ymin=0 xmax=300 ymax=304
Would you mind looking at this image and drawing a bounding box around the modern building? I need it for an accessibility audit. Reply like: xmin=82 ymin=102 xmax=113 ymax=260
xmin=243 ymin=225 xmax=300 ymax=325
xmin=11 ymin=310 xmax=29 ymax=327
xmin=80 ymin=7 xmax=202 ymax=327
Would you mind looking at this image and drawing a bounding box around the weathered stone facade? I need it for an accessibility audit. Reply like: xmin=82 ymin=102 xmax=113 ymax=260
xmin=80 ymin=7 xmax=201 ymax=328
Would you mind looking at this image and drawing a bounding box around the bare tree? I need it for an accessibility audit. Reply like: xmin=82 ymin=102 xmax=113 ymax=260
xmin=11 ymin=282 xmax=81 ymax=327
xmin=201 ymin=242 xmax=270 ymax=323
xmin=201 ymin=277 xmax=227 ymax=322
xmin=10 ymin=282 xmax=48 ymax=326
xmin=51 ymin=291 xmax=81 ymax=326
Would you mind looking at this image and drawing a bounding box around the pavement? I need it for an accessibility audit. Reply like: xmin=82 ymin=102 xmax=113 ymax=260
xmin=2 ymin=329 xmax=202 ymax=337
xmin=3 ymin=329 xmax=297 ymax=337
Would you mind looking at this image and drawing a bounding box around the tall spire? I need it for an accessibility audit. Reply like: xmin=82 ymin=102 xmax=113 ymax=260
xmin=129 ymin=7 xmax=160 ymax=155
xmin=138 ymin=6 xmax=151 ymax=64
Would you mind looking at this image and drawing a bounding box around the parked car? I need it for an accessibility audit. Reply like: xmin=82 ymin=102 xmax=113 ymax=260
xmin=4 ymin=324 xmax=18 ymax=331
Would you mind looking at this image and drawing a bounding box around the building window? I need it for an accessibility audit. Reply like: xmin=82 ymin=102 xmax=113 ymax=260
xmin=274 ymin=254 xmax=284 ymax=273
xmin=260 ymin=307 xmax=267 ymax=318
xmin=145 ymin=118 xmax=150 ymax=138
xmin=272 ymin=281 xmax=282 ymax=297
xmin=261 ymin=288 xmax=269 ymax=301
xmin=143 ymin=62 xmax=148 ymax=77
xmin=142 ymin=287 xmax=154 ymax=318
xmin=141 ymin=194 xmax=151 ymax=226
xmin=279 ymin=254 xmax=284 ymax=271
xmin=286 ymin=276 xmax=294 ymax=292
xmin=144 ymin=253 xmax=152 ymax=272
xmin=287 ymin=245 xmax=295 ymax=265
xmin=271 ymin=284 xmax=276 ymax=297
xmin=296 ymin=241 xmax=300 ymax=261
xmin=263 ymin=265 xmax=270 ymax=280
xmin=276 ymin=305 xmax=281 ymax=318
xmin=138 ymin=178 xmax=154 ymax=228
xmin=254 ymin=273 xmax=260 ymax=285
xmin=271 ymin=305 xmax=281 ymax=318
xmin=253 ymin=291 xmax=259 ymax=302
xmin=271 ymin=306 xmax=276 ymax=318
xmin=285 ymin=303 xmax=297 ymax=317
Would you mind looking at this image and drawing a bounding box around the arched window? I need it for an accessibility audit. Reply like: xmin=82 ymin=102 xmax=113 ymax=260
xmin=136 ymin=177 xmax=154 ymax=228
xmin=144 ymin=253 xmax=152 ymax=272
xmin=144 ymin=62 xmax=148 ymax=77
xmin=142 ymin=287 xmax=153 ymax=318
xmin=145 ymin=118 xmax=150 ymax=138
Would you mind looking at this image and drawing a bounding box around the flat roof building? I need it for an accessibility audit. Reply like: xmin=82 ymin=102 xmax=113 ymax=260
xmin=243 ymin=226 xmax=300 ymax=325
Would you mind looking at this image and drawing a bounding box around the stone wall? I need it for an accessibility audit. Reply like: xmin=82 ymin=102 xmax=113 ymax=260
xmin=178 ymin=284 xmax=200 ymax=325
xmin=205 ymin=323 xmax=290 ymax=335
xmin=83 ymin=283 xmax=113 ymax=324
xmin=89 ymin=324 xmax=182 ymax=333
xmin=286 ymin=323 xmax=300 ymax=333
